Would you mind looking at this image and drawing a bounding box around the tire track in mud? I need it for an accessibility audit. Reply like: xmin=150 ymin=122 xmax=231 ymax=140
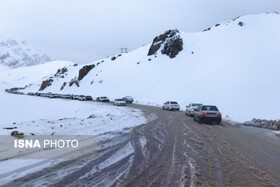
xmin=180 ymin=119 xmax=224 ymax=187
xmin=180 ymin=115 xmax=277 ymax=187
xmin=3 ymin=135 xmax=131 ymax=187
xmin=117 ymin=110 xmax=203 ymax=187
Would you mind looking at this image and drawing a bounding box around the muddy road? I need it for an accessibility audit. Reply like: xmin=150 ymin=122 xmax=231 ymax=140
xmin=3 ymin=104 xmax=280 ymax=187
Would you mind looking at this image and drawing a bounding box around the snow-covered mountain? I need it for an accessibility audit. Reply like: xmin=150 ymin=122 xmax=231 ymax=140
xmin=0 ymin=37 xmax=51 ymax=68
xmin=0 ymin=64 xmax=11 ymax=72
xmin=23 ymin=13 xmax=280 ymax=122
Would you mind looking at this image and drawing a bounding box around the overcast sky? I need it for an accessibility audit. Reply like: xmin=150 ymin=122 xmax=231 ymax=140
xmin=0 ymin=0 xmax=280 ymax=63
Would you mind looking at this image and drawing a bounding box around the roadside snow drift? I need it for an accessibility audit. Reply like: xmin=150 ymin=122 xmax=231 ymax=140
xmin=23 ymin=13 xmax=280 ymax=122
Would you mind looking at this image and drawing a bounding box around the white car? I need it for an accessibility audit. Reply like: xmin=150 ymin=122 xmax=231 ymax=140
xmin=96 ymin=97 xmax=110 ymax=102
xmin=185 ymin=103 xmax=202 ymax=116
xmin=73 ymin=95 xmax=86 ymax=101
xmin=113 ymin=99 xmax=126 ymax=106
xmin=162 ymin=101 xmax=180 ymax=111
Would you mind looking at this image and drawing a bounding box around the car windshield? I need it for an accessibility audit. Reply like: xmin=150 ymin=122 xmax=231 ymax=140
xmin=192 ymin=104 xmax=202 ymax=107
xmin=170 ymin=102 xmax=178 ymax=104
xmin=201 ymin=106 xmax=219 ymax=111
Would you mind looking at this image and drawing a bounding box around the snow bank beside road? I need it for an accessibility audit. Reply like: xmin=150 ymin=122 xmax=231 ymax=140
xmin=0 ymin=93 xmax=146 ymax=135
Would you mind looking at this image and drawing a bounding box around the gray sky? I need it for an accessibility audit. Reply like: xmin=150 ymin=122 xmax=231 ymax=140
xmin=0 ymin=0 xmax=280 ymax=63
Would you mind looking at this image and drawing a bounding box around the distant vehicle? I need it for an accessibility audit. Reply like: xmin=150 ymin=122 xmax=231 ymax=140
xmin=61 ymin=94 xmax=73 ymax=99
xmin=193 ymin=105 xmax=222 ymax=124
xmin=123 ymin=96 xmax=134 ymax=103
xmin=113 ymin=99 xmax=126 ymax=106
xmin=49 ymin=94 xmax=59 ymax=98
xmin=162 ymin=101 xmax=180 ymax=111
xmin=97 ymin=97 xmax=110 ymax=102
xmin=41 ymin=92 xmax=52 ymax=97
xmin=185 ymin=103 xmax=202 ymax=117
xmin=73 ymin=95 xmax=86 ymax=101
xmin=27 ymin=92 xmax=35 ymax=96
xmin=85 ymin=96 xmax=93 ymax=101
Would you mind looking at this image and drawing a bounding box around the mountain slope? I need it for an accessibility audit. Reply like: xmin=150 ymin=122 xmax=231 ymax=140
xmin=0 ymin=64 xmax=11 ymax=72
xmin=0 ymin=37 xmax=51 ymax=68
xmin=24 ymin=13 xmax=280 ymax=122
xmin=0 ymin=61 xmax=74 ymax=87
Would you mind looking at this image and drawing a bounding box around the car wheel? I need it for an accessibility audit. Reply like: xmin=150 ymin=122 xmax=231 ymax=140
xmin=217 ymin=120 xmax=221 ymax=124
xmin=198 ymin=117 xmax=202 ymax=124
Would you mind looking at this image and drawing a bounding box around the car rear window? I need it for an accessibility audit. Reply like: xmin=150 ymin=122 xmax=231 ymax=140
xmin=202 ymin=106 xmax=219 ymax=111
xmin=170 ymin=102 xmax=178 ymax=104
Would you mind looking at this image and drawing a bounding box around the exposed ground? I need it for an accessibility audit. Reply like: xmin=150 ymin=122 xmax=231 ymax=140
xmin=2 ymin=103 xmax=280 ymax=187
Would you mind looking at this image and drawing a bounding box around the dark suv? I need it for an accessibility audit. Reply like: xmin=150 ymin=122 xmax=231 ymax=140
xmin=193 ymin=105 xmax=222 ymax=124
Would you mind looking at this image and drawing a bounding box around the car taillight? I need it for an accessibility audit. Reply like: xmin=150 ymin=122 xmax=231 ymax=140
xmin=200 ymin=113 xmax=206 ymax=116
xmin=170 ymin=105 xmax=173 ymax=107
xmin=191 ymin=108 xmax=194 ymax=111
xmin=218 ymin=113 xmax=222 ymax=117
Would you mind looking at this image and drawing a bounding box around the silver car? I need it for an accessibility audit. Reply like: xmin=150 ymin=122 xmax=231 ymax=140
xmin=162 ymin=101 xmax=180 ymax=111
xmin=113 ymin=99 xmax=126 ymax=106
xmin=193 ymin=105 xmax=222 ymax=124
xmin=185 ymin=103 xmax=202 ymax=117
xmin=123 ymin=96 xmax=134 ymax=103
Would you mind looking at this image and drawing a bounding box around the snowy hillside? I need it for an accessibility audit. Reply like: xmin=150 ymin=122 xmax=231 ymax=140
xmin=0 ymin=61 xmax=74 ymax=87
xmin=0 ymin=64 xmax=11 ymax=72
xmin=23 ymin=13 xmax=280 ymax=122
xmin=0 ymin=37 xmax=51 ymax=68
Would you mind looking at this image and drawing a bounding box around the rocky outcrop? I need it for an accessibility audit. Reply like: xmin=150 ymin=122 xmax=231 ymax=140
xmin=78 ymin=64 xmax=95 ymax=81
xmin=148 ymin=29 xmax=183 ymax=58
xmin=54 ymin=67 xmax=68 ymax=78
xmin=243 ymin=119 xmax=280 ymax=131
xmin=69 ymin=77 xmax=80 ymax=87
xmin=60 ymin=82 xmax=67 ymax=90
xmin=39 ymin=78 xmax=53 ymax=91
xmin=11 ymin=131 xmax=24 ymax=138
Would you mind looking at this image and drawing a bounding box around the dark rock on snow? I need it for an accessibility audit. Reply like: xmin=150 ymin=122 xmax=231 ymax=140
xmin=39 ymin=78 xmax=53 ymax=91
xmin=78 ymin=64 xmax=95 ymax=81
xmin=148 ymin=29 xmax=183 ymax=58
xmin=11 ymin=131 xmax=24 ymax=138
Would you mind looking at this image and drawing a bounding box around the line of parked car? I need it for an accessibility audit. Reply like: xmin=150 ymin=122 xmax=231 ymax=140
xmin=5 ymin=88 xmax=134 ymax=106
xmin=162 ymin=101 xmax=222 ymax=124
xmin=6 ymin=88 xmax=220 ymax=124
xmin=5 ymin=89 xmax=93 ymax=101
